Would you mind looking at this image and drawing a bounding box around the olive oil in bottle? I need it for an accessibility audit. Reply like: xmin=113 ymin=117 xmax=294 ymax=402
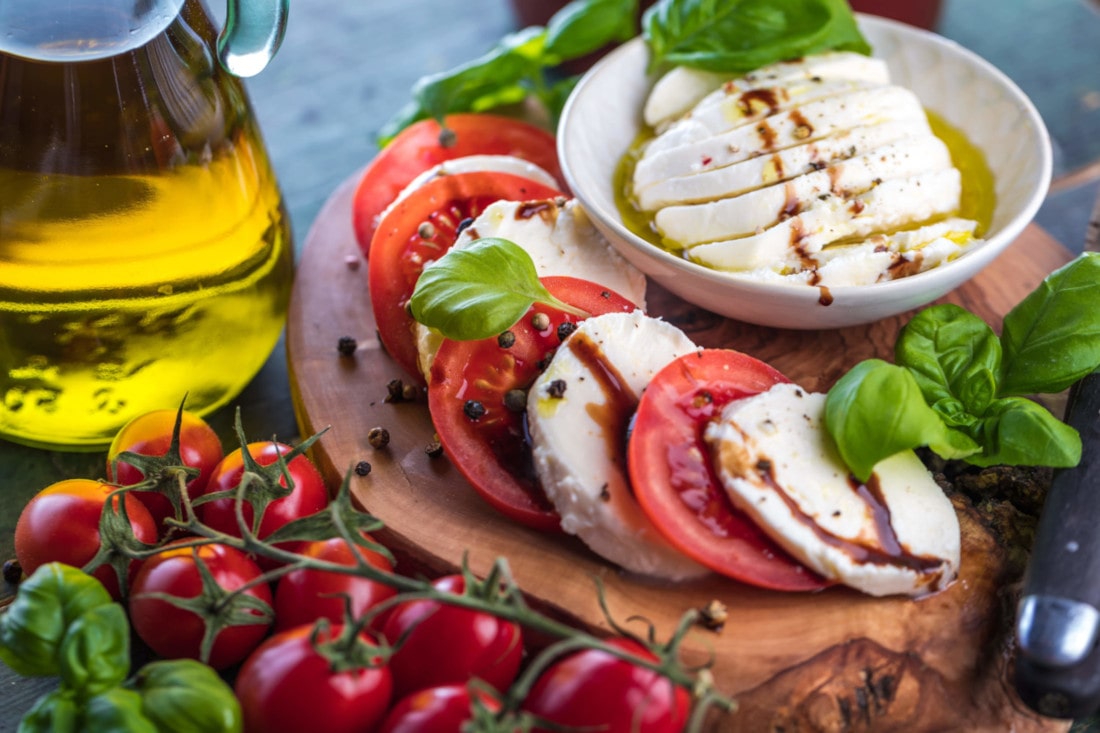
xmin=0 ymin=0 xmax=293 ymax=449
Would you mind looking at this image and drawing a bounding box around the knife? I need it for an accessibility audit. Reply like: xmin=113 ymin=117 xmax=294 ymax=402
xmin=1015 ymin=368 xmax=1100 ymax=719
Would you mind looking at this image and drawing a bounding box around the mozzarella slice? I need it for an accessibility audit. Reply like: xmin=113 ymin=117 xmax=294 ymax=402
xmin=705 ymin=383 xmax=960 ymax=597
xmin=633 ymin=85 xmax=926 ymax=192
xmin=635 ymin=118 xmax=930 ymax=211
xmin=381 ymin=154 xmax=561 ymax=221
xmin=654 ymin=135 xmax=953 ymax=245
xmin=644 ymin=52 xmax=889 ymax=130
xmin=685 ymin=168 xmax=963 ymax=270
xmin=415 ymin=198 xmax=648 ymax=379
xmin=527 ymin=311 xmax=709 ymax=581
xmin=733 ymin=219 xmax=979 ymax=286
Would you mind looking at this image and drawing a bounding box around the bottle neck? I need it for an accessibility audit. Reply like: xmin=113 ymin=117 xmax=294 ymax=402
xmin=0 ymin=0 xmax=187 ymax=62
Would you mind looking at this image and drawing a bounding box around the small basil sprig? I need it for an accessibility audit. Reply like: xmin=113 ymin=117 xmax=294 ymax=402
xmin=643 ymin=0 xmax=870 ymax=73
xmin=826 ymin=253 xmax=1100 ymax=481
xmin=378 ymin=0 xmax=638 ymax=144
xmin=1 ymin=563 xmax=242 ymax=733
xmin=409 ymin=237 xmax=587 ymax=340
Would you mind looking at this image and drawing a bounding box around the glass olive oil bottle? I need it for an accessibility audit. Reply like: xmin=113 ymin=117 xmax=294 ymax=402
xmin=0 ymin=0 xmax=293 ymax=449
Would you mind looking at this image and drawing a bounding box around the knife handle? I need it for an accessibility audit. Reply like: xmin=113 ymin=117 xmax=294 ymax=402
xmin=1015 ymin=370 xmax=1100 ymax=718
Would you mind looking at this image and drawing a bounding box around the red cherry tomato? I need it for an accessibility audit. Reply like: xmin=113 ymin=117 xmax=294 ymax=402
xmin=628 ymin=349 xmax=828 ymax=591
xmin=273 ymin=535 xmax=397 ymax=632
xmin=523 ymin=637 xmax=691 ymax=733
xmin=353 ymin=113 xmax=564 ymax=254
xmin=14 ymin=478 xmax=158 ymax=600
xmin=199 ymin=441 xmax=329 ymax=566
xmin=381 ymin=574 xmax=523 ymax=700
xmin=368 ymin=172 xmax=562 ymax=382
xmin=378 ymin=684 xmax=501 ymax=733
xmin=128 ymin=541 xmax=272 ymax=669
xmin=235 ymin=624 xmax=393 ymax=733
xmin=107 ymin=408 xmax=224 ymax=532
xmin=428 ymin=276 xmax=636 ymax=531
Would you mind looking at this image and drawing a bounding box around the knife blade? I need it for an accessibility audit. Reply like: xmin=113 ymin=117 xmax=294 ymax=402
xmin=1015 ymin=369 xmax=1100 ymax=719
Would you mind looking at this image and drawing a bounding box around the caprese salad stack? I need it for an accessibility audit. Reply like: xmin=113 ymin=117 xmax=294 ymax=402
xmin=352 ymin=112 xmax=960 ymax=600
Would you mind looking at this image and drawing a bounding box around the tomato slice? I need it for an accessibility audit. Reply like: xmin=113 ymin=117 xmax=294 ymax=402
xmin=427 ymin=276 xmax=636 ymax=531
xmin=353 ymin=114 xmax=564 ymax=255
xmin=368 ymin=171 xmax=563 ymax=382
xmin=628 ymin=349 xmax=831 ymax=591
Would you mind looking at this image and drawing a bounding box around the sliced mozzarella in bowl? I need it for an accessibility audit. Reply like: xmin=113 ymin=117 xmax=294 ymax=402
xmin=704 ymin=383 xmax=961 ymax=597
xmin=414 ymin=197 xmax=649 ymax=380
xmin=643 ymin=51 xmax=889 ymax=130
xmin=527 ymin=311 xmax=709 ymax=581
xmin=654 ymin=134 xmax=953 ymax=245
xmin=636 ymin=118 xmax=929 ymax=211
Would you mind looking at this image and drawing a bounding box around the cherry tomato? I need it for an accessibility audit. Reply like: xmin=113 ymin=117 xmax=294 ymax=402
xmin=379 ymin=684 xmax=501 ymax=733
xmin=14 ymin=478 xmax=158 ymax=600
xmin=128 ymin=541 xmax=272 ymax=669
xmin=381 ymin=574 xmax=523 ymax=700
xmin=523 ymin=637 xmax=691 ymax=733
xmin=273 ymin=535 xmax=397 ymax=632
xmin=628 ymin=349 xmax=828 ymax=591
xmin=353 ymin=113 xmax=564 ymax=254
xmin=107 ymin=408 xmax=224 ymax=532
xmin=235 ymin=624 xmax=392 ymax=733
xmin=428 ymin=276 xmax=636 ymax=531
xmin=198 ymin=441 xmax=329 ymax=566
xmin=368 ymin=172 xmax=562 ymax=381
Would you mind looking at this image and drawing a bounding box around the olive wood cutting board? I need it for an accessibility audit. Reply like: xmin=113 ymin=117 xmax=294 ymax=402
xmin=287 ymin=175 xmax=1073 ymax=733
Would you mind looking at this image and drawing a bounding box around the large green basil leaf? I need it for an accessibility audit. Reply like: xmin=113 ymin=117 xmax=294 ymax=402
xmin=896 ymin=303 xmax=1001 ymax=414
xmin=824 ymin=359 xmax=979 ymax=481
xmin=0 ymin=563 xmax=114 ymax=677
xmin=83 ymin=688 xmax=159 ymax=733
xmin=966 ymin=396 xmax=1082 ymax=468
xmin=643 ymin=0 xmax=870 ymax=73
xmin=127 ymin=659 xmax=242 ymax=733
xmin=57 ymin=603 xmax=130 ymax=695
xmin=1000 ymin=253 xmax=1100 ymax=396
xmin=544 ymin=0 xmax=639 ymax=62
xmin=409 ymin=237 xmax=586 ymax=340
xmin=18 ymin=690 xmax=81 ymax=733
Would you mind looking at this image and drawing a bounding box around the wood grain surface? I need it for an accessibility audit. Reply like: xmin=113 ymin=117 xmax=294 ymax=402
xmin=287 ymin=175 xmax=1074 ymax=732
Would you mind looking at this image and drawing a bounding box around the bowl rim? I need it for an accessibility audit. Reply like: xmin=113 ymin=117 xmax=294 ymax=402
xmin=557 ymin=13 xmax=1054 ymax=309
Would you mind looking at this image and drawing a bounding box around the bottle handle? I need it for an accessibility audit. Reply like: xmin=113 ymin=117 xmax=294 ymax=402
xmin=217 ymin=0 xmax=289 ymax=77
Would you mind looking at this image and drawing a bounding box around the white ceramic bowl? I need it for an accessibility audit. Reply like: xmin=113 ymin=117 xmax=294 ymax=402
xmin=557 ymin=14 xmax=1052 ymax=330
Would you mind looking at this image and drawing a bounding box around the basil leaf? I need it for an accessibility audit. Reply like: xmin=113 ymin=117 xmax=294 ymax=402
xmin=83 ymin=688 xmax=159 ymax=733
xmin=409 ymin=238 xmax=584 ymax=340
xmin=19 ymin=690 xmax=81 ymax=733
xmin=643 ymin=0 xmax=870 ymax=73
xmin=57 ymin=604 xmax=131 ymax=695
xmin=1000 ymin=253 xmax=1100 ymax=396
xmin=128 ymin=660 xmax=242 ymax=733
xmin=966 ymin=396 xmax=1082 ymax=468
xmin=825 ymin=359 xmax=979 ymax=481
xmin=896 ymin=303 xmax=1001 ymax=414
xmin=544 ymin=0 xmax=639 ymax=62
xmin=0 ymin=563 xmax=114 ymax=677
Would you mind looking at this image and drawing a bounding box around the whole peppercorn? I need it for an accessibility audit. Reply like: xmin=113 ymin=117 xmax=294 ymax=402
xmin=367 ymin=426 xmax=390 ymax=449
xmin=504 ymin=389 xmax=527 ymax=413
xmin=463 ymin=400 xmax=487 ymax=421
xmin=546 ymin=379 xmax=568 ymax=399
xmin=425 ymin=441 xmax=444 ymax=458
xmin=498 ymin=330 xmax=516 ymax=349
xmin=530 ymin=312 xmax=550 ymax=331
xmin=556 ymin=322 xmax=577 ymax=342
xmin=337 ymin=336 xmax=357 ymax=357
xmin=354 ymin=461 xmax=372 ymax=477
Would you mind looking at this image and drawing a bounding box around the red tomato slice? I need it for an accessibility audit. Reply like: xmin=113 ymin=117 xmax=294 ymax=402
xmin=353 ymin=114 xmax=564 ymax=255
xmin=368 ymin=171 xmax=562 ymax=382
xmin=427 ymin=276 xmax=636 ymax=531
xmin=628 ymin=349 xmax=830 ymax=591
